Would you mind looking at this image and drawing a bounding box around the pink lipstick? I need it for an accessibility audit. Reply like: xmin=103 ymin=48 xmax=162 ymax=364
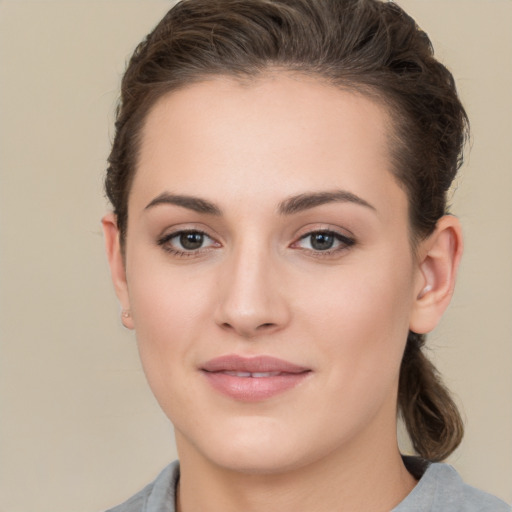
xmin=201 ymin=355 xmax=311 ymax=401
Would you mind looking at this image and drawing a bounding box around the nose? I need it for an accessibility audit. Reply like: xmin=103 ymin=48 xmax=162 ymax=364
xmin=214 ymin=244 xmax=291 ymax=339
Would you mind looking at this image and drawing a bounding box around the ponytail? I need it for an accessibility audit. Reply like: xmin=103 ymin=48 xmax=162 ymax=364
xmin=398 ymin=332 xmax=464 ymax=461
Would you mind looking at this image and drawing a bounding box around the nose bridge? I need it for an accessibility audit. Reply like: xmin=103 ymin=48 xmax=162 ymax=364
xmin=215 ymin=233 xmax=289 ymax=337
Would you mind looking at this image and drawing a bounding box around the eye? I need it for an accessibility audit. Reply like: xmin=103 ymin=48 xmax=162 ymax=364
xmin=294 ymin=230 xmax=355 ymax=253
xmin=177 ymin=231 xmax=207 ymax=250
xmin=157 ymin=229 xmax=219 ymax=256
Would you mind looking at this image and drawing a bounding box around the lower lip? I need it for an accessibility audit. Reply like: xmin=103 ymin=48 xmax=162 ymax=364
xmin=202 ymin=371 xmax=310 ymax=401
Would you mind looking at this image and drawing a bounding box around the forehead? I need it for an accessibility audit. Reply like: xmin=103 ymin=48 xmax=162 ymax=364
xmin=131 ymin=73 xmax=405 ymax=218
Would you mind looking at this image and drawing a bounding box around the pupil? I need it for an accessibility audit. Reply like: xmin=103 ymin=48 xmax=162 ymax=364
xmin=311 ymin=233 xmax=334 ymax=250
xmin=180 ymin=232 xmax=204 ymax=250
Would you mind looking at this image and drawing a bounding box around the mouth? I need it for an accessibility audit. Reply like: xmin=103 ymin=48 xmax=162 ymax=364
xmin=217 ymin=371 xmax=286 ymax=378
xmin=201 ymin=355 xmax=311 ymax=401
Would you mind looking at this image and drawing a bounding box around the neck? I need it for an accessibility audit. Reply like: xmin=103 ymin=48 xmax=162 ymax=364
xmin=175 ymin=421 xmax=416 ymax=512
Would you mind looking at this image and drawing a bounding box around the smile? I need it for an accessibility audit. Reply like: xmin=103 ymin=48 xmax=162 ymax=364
xmin=201 ymin=355 xmax=311 ymax=401
xmin=221 ymin=371 xmax=283 ymax=378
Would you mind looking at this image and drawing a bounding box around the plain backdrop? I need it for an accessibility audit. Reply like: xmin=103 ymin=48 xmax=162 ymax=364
xmin=0 ymin=1 xmax=511 ymax=510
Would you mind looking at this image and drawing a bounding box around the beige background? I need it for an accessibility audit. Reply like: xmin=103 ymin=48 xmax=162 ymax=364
xmin=0 ymin=1 xmax=510 ymax=510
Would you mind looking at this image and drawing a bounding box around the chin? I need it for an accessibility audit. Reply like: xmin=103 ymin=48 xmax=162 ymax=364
xmin=177 ymin=416 xmax=316 ymax=475
xmin=208 ymin=445 xmax=307 ymax=476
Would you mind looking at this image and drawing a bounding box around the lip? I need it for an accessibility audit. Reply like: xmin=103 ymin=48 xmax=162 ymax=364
xmin=201 ymin=355 xmax=311 ymax=402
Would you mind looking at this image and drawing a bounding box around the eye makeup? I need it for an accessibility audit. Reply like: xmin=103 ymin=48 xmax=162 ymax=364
xmin=157 ymin=229 xmax=221 ymax=258
xmin=291 ymin=229 xmax=356 ymax=258
xmin=156 ymin=226 xmax=356 ymax=261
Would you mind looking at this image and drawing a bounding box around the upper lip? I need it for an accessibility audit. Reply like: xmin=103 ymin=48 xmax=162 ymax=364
xmin=201 ymin=355 xmax=310 ymax=374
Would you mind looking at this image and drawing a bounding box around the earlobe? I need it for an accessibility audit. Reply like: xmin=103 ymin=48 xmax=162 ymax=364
xmin=101 ymin=213 xmax=134 ymax=329
xmin=409 ymin=215 xmax=463 ymax=334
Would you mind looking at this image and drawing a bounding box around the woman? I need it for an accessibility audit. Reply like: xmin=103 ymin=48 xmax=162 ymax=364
xmin=102 ymin=0 xmax=510 ymax=510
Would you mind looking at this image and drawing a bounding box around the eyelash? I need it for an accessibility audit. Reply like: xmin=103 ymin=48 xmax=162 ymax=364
xmin=292 ymin=230 xmax=355 ymax=257
xmin=157 ymin=229 xmax=355 ymax=258
xmin=157 ymin=229 xmax=218 ymax=257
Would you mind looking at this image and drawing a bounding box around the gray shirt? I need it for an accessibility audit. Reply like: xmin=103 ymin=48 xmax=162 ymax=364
xmin=106 ymin=458 xmax=510 ymax=511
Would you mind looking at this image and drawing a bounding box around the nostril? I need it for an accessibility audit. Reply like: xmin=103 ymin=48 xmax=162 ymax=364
xmin=219 ymin=321 xmax=277 ymax=337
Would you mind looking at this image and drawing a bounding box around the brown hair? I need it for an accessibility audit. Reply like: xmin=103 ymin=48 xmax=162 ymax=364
xmin=106 ymin=0 xmax=468 ymax=461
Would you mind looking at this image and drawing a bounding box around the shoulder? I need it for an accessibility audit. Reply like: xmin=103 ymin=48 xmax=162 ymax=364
xmin=428 ymin=463 xmax=510 ymax=512
xmin=105 ymin=461 xmax=180 ymax=512
xmin=395 ymin=458 xmax=510 ymax=512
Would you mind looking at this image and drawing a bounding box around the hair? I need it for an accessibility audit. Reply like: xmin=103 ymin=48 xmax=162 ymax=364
xmin=106 ymin=0 xmax=469 ymax=461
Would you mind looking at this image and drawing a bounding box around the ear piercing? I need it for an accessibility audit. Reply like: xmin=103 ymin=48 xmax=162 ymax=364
xmin=121 ymin=309 xmax=131 ymax=319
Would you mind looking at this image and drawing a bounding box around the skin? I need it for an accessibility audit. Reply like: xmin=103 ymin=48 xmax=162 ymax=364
xmin=103 ymin=73 xmax=462 ymax=512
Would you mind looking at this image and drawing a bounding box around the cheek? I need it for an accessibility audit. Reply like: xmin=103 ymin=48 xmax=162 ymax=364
xmin=124 ymin=253 xmax=215 ymax=396
xmin=299 ymin=263 xmax=413 ymax=443
xmin=303 ymin=253 xmax=414 ymax=383
xmin=127 ymin=244 xmax=212 ymax=335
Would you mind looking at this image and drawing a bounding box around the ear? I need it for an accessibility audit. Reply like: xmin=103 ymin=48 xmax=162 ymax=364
xmin=102 ymin=213 xmax=134 ymax=329
xmin=409 ymin=215 xmax=463 ymax=334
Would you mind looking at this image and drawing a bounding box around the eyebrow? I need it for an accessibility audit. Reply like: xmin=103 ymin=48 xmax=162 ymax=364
xmin=278 ymin=190 xmax=375 ymax=215
xmin=145 ymin=193 xmax=222 ymax=215
xmin=144 ymin=189 xmax=375 ymax=216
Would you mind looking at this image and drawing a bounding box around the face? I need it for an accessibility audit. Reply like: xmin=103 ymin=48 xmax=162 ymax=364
xmin=111 ymin=74 xmax=428 ymax=474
